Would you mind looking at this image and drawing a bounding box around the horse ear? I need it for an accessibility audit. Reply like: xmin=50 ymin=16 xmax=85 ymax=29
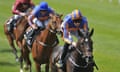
xmin=59 ymin=14 xmax=63 ymax=18
xmin=89 ymin=28 xmax=94 ymax=37
xmin=49 ymin=14 xmax=54 ymax=19
xmin=78 ymin=29 xmax=84 ymax=37
xmin=55 ymin=13 xmax=63 ymax=17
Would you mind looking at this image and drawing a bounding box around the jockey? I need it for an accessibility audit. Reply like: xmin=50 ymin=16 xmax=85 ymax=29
xmin=56 ymin=9 xmax=89 ymax=68
xmin=26 ymin=1 xmax=55 ymax=45
xmin=8 ymin=0 xmax=34 ymax=31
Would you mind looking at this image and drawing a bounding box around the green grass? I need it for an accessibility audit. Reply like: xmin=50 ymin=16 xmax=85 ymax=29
xmin=0 ymin=0 xmax=120 ymax=72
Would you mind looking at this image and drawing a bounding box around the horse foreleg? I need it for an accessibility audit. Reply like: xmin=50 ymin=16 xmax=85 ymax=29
xmin=45 ymin=63 xmax=49 ymax=72
xmin=23 ymin=46 xmax=32 ymax=72
xmin=19 ymin=48 xmax=24 ymax=72
xmin=35 ymin=63 xmax=41 ymax=72
xmin=6 ymin=34 xmax=18 ymax=61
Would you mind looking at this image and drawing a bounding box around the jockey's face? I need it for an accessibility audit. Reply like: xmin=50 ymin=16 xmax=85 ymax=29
xmin=40 ymin=10 xmax=47 ymax=15
xmin=73 ymin=19 xmax=81 ymax=27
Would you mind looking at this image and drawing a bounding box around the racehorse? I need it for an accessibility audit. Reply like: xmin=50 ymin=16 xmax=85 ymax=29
xmin=4 ymin=16 xmax=29 ymax=61
xmin=21 ymin=14 xmax=63 ymax=72
xmin=4 ymin=9 xmax=31 ymax=62
xmin=50 ymin=28 xmax=98 ymax=72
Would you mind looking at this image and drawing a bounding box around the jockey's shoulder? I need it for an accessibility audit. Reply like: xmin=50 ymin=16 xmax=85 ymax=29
xmin=33 ymin=5 xmax=39 ymax=10
xmin=14 ymin=0 xmax=20 ymax=5
xmin=31 ymin=5 xmax=39 ymax=14
xmin=15 ymin=0 xmax=20 ymax=3
xmin=82 ymin=16 xmax=87 ymax=22
xmin=65 ymin=14 xmax=71 ymax=18
xmin=64 ymin=14 xmax=72 ymax=21
xmin=47 ymin=7 xmax=54 ymax=13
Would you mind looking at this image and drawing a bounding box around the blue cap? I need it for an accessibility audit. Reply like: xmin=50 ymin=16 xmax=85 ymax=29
xmin=39 ymin=1 xmax=48 ymax=10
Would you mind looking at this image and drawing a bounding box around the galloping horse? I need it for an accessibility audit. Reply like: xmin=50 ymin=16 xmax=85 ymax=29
xmin=4 ymin=15 xmax=29 ymax=61
xmin=21 ymin=14 xmax=63 ymax=72
xmin=50 ymin=28 xmax=98 ymax=72
xmin=4 ymin=9 xmax=32 ymax=61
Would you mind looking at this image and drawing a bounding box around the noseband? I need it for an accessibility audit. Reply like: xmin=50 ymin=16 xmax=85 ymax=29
xmin=68 ymin=37 xmax=93 ymax=68
xmin=68 ymin=47 xmax=89 ymax=68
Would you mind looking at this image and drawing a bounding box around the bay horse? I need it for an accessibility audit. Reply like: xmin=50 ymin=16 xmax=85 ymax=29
xmin=4 ymin=9 xmax=31 ymax=61
xmin=50 ymin=28 xmax=98 ymax=72
xmin=21 ymin=14 xmax=63 ymax=72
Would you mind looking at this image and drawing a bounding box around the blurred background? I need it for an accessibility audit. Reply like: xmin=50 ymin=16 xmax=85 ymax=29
xmin=0 ymin=0 xmax=120 ymax=72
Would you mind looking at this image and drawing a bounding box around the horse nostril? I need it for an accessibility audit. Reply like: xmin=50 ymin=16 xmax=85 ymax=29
xmin=85 ymin=56 xmax=93 ymax=63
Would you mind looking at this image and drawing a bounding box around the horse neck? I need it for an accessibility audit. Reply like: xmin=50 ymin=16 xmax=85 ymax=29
xmin=71 ymin=48 xmax=85 ymax=65
xmin=36 ymin=24 xmax=57 ymax=46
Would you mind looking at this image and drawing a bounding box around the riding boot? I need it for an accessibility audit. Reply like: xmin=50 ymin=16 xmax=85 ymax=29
xmin=8 ymin=19 xmax=18 ymax=32
xmin=61 ymin=43 xmax=70 ymax=62
xmin=13 ymin=15 xmax=21 ymax=28
xmin=7 ymin=23 xmax=12 ymax=32
xmin=56 ymin=43 xmax=70 ymax=68
xmin=26 ymin=29 xmax=36 ymax=45
xmin=12 ymin=19 xmax=19 ymax=29
xmin=7 ymin=18 xmax=14 ymax=32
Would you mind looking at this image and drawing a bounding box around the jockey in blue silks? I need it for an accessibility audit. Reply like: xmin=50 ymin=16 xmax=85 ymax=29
xmin=26 ymin=1 xmax=54 ymax=45
xmin=56 ymin=9 xmax=89 ymax=68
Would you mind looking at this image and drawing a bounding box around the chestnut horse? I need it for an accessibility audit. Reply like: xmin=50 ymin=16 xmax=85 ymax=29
xmin=3 ymin=8 xmax=33 ymax=62
xmin=4 ymin=15 xmax=29 ymax=61
xmin=21 ymin=14 xmax=63 ymax=72
xmin=50 ymin=28 xmax=98 ymax=72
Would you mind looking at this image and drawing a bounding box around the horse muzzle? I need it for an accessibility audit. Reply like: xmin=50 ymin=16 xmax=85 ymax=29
xmin=85 ymin=56 xmax=93 ymax=64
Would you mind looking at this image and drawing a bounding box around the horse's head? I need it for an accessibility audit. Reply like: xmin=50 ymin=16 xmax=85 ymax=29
xmin=48 ymin=13 xmax=63 ymax=33
xmin=77 ymin=28 xmax=94 ymax=64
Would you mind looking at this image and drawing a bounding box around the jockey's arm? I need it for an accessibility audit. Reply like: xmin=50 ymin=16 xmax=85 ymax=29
xmin=62 ymin=22 xmax=71 ymax=42
xmin=63 ymin=33 xmax=77 ymax=47
xmin=28 ymin=14 xmax=46 ymax=30
xmin=83 ymin=17 xmax=89 ymax=32
xmin=30 ymin=1 xmax=35 ymax=8
xmin=12 ymin=1 xmax=20 ymax=15
xmin=28 ymin=14 xmax=37 ymax=29
xmin=48 ymin=7 xmax=55 ymax=16
xmin=12 ymin=2 xmax=26 ymax=16
xmin=83 ymin=22 xmax=89 ymax=32
xmin=83 ymin=23 xmax=87 ymax=31
xmin=62 ymin=23 xmax=76 ymax=47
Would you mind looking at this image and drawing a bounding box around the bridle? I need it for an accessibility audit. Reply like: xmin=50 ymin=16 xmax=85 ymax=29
xmin=69 ymin=36 xmax=93 ymax=68
xmin=49 ymin=14 xmax=62 ymax=34
xmin=36 ymin=15 xmax=62 ymax=47
xmin=68 ymin=30 xmax=99 ymax=70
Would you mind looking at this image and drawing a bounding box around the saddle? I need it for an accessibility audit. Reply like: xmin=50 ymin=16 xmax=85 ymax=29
xmin=6 ymin=16 xmax=21 ymax=32
xmin=24 ymin=27 xmax=42 ymax=48
xmin=6 ymin=16 xmax=14 ymax=32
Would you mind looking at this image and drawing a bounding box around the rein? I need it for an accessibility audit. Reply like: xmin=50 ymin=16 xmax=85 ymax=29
xmin=48 ymin=28 xmax=57 ymax=34
xmin=37 ymin=40 xmax=58 ymax=47
xmin=36 ymin=23 xmax=58 ymax=47
xmin=68 ymin=45 xmax=99 ymax=70
xmin=69 ymin=55 xmax=89 ymax=68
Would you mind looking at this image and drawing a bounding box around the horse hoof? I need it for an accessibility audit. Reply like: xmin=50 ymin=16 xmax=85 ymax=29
xmin=16 ymin=58 xmax=19 ymax=62
xmin=23 ymin=64 xmax=29 ymax=70
xmin=20 ymin=69 xmax=23 ymax=72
